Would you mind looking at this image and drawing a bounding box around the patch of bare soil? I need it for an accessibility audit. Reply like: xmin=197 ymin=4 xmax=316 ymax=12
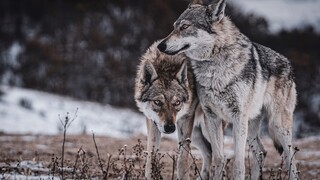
xmin=0 ymin=133 xmax=319 ymax=179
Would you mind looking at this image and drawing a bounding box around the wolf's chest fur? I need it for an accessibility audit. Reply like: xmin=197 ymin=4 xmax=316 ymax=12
xmin=189 ymin=44 xmax=265 ymax=121
xmin=191 ymin=59 xmax=240 ymax=91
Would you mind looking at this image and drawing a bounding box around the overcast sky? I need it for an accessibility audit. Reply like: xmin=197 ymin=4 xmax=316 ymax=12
xmin=230 ymin=0 xmax=320 ymax=32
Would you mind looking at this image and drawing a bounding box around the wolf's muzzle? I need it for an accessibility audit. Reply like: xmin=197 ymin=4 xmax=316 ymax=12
xmin=164 ymin=123 xmax=176 ymax=134
xmin=157 ymin=41 xmax=167 ymax=52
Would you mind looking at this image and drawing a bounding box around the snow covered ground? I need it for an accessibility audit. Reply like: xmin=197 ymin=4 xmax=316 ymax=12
xmin=230 ymin=0 xmax=320 ymax=33
xmin=0 ymin=86 xmax=146 ymax=137
xmin=0 ymin=86 xmax=319 ymax=179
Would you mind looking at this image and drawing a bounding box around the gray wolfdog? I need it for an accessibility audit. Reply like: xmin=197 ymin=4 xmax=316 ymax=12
xmin=135 ymin=42 xmax=218 ymax=179
xmin=157 ymin=0 xmax=299 ymax=179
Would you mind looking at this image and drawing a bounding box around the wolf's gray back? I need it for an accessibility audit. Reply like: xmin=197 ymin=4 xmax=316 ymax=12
xmin=253 ymin=42 xmax=294 ymax=82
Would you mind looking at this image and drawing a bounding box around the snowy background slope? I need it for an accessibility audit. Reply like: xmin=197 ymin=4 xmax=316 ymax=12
xmin=0 ymin=86 xmax=146 ymax=137
xmin=0 ymin=0 xmax=319 ymax=138
xmin=230 ymin=0 xmax=320 ymax=32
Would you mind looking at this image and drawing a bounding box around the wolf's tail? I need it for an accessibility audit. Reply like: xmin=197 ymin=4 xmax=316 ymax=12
xmin=272 ymin=139 xmax=284 ymax=155
xmin=268 ymin=121 xmax=285 ymax=155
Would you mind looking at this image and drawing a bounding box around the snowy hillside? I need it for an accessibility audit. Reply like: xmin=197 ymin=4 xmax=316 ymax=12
xmin=230 ymin=0 xmax=320 ymax=32
xmin=0 ymin=86 xmax=146 ymax=137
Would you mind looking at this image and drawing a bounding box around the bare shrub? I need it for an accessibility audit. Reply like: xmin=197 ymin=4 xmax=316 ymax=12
xmin=19 ymin=98 xmax=33 ymax=110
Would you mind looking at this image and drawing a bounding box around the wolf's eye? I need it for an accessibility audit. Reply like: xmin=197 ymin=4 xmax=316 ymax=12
xmin=173 ymin=100 xmax=181 ymax=106
xmin=153 ymin=100 xmax=163 ymax=107
xmin=180 ymin=24 xmax=190 ymax=31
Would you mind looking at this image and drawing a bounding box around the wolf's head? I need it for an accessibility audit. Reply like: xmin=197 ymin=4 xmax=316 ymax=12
xmin=135 ymin=43 xmax=192 ymax=134
xmin=158 ymin=0 xmax=234 ymax=60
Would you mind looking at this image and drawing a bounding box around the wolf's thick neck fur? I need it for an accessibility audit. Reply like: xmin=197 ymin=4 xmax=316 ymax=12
xmin=186 ymin=17 xmax=251 ymax=62
xmin=188 ymin=17 xmax=254 ymax=94
xmin=211 ymin=17 xmax=239 ymax=50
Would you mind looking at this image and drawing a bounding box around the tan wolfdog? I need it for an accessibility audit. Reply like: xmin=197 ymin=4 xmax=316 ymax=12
xmin=135 ymin=42 xmax=218 ymax=179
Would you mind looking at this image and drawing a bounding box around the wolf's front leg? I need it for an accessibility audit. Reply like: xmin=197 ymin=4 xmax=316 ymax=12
xmin=203 ymin=111 xmax=225 ymax=180
xmin=145 ymin=118 xmax=161 ymax=180
xmin=177 ymin=114 xmax=195 ymax=180
xmin=233 ymin=116 xmax=248 ymax=180
xmin=247 ymin=116 xmax=267 ymax=180
xmin=191 ymin=126 xmax=212 ymax=180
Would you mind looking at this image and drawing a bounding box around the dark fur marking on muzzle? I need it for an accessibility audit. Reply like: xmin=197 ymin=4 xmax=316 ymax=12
xmin=165 ymin=44 xmax=190 ymax=55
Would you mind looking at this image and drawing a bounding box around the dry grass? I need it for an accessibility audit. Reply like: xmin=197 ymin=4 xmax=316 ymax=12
xmin=0 ymin=130 xmax=319 ymax=179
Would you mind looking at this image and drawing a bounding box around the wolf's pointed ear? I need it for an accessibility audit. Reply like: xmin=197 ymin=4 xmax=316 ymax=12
xmin=141 ymin=60 xmax=158 ymax=85
xmin=207 ymin=0 xmax=226 ymax=23
xmin=176 ymin=61 xmax=188 ymax=86
xmin=189 ymin=0 xmax=203 ymax=7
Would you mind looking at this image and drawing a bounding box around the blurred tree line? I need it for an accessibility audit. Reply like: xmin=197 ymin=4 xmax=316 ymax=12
xmin=0 ymin=0 xmax=319 ymax=136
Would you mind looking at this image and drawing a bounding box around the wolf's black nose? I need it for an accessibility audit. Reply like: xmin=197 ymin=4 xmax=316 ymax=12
xmin=164 ymin=123 xmax=176 ymax=134
xmin=157 ymin=42 xmax=167 ymax=52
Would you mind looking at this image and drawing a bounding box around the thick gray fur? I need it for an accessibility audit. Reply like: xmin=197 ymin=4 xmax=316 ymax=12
xmin=158 ymin=0 xmax=299 ymax=179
